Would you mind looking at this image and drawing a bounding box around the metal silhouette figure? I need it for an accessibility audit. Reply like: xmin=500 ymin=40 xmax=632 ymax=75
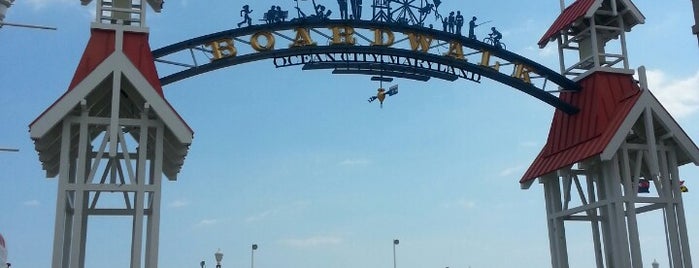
xmin=468 ymin=17 xmax=491 ymax=39
xmin=264 ymin=5 xmax=276 ymax=23
xmin=350 ymin=0 xmax=363 ymax=20
xmin=447 ymin=11 xmax=455 ymax=33
xmin=237 ymin=5 xmax=253 ymax=28
xmin=263 ymin=6 xmax=288 ymax=23
xmin=468 ymin=16 xmax=478 ymax=38
xmin=338 ymin=0 xmax=349 ymax=19
xmin=294 ymin=0 xmax=332 ymax=21
xmin=455 ymin=11 xmax=464 ymax=35
xmin=488 ymin=27 xmax=503 ymax=48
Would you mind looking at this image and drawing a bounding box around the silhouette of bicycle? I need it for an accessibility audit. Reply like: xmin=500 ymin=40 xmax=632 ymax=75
xmin=483 ymin=36 xmax=506 ymax=50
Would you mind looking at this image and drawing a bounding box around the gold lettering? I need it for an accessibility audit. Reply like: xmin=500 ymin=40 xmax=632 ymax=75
xmin=330 ymin=26 xmax=356 ymax=45
xmin=513 ymin=64 xmax=533 ymax=84
xmin=290 ymin=28 xmax=317 ymax=47
xmin=406 ymin=33 xmax=433 ymax=53
xmin=250 ymin=31 xmax=276 ymax=52
xmin=206 ymin=38 xmax=237 ymax=60
xmin=445 ymin=41 xmax=464 ymax=59
xmin=479 ymin=50 xmax=501 ymax=71
xmin=371 ymin=28 xmax=395 ymax=46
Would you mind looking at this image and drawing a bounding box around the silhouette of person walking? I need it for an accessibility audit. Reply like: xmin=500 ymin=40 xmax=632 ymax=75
xmin=447 ymin=11 xmax=455 ymax=33
xmin=237 ymin=5 xmax=253 ymax=28
xmin=338 ymin=0 xmax=349 ymax=19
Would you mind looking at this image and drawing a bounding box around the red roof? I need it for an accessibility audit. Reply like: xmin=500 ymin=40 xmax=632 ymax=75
xmin=30 ymin=29 xmax=191 ymax=133
xmin=538 ymin=0 xmax=598 ymax=48
xmin=520 ymin=72 xmax=642 ymax=184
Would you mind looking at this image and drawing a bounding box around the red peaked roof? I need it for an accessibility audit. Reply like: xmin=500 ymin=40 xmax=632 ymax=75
xmin=30 ymin=29 xmax=190 ymax=131
xmin=520 ymin=72 xmax=642 ymax=184
xmin=66 ymin=29 xmax=164 ymax=96
xmin=538 ymin=0 xmax=598 ymax=48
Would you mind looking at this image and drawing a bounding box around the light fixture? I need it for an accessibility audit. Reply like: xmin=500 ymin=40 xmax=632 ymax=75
xmin=215 ymin=249 xmax=223 ymax=268
xmin=251 ymin=244 xmax=258 ymax=268
xmin=393 ymin=239 xmax=399 ymax=268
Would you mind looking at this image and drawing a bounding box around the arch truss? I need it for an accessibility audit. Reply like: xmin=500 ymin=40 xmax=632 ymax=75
xmin=152 ymin=20 xmax=581 ymax=114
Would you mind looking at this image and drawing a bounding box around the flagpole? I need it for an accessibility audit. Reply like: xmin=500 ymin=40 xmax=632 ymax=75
xmin=0 ymin=22 xmax=56 ymax=30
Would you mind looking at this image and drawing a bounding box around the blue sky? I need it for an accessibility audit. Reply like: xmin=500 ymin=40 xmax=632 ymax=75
xmin=2 ymin=0 xmax=699 ymax=268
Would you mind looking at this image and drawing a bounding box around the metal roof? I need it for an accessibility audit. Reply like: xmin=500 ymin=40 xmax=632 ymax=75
xmin=538 ymin=0 xmax=599 ymax=48
xmin=30 ymin=29 xmax=193 ymax=180
xmin=520 ymin=71 xmax=642 ymax=185
xmin=538 ymin=0 xmax=645 ymax=48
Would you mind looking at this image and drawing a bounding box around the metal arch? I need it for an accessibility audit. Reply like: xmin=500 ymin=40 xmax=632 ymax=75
xmin=152 ymin=20 xmax=581 ymax=114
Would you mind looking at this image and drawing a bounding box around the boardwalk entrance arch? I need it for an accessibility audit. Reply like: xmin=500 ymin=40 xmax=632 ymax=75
xmin=152 ymin=20 xmax=580 ymax=114
xmin=27 ymin=0 xmax=697 ymax=268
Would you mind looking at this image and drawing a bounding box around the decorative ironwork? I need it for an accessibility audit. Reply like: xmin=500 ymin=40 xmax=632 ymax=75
xmin=246 ymin=0 xmax=503 ymax=47
xmin=152 ymin=20 xmax=580 ymax=114
xmin=237 ymin=5 xmax=253 ymax=28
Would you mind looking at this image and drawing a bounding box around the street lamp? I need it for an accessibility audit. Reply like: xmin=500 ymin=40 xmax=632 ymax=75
xmin=215 ymin=249 xmax=224 ymax=268
xmin=251 ymin=244 xmax=258 ymax=268
xmin=393 ymin=239 xmax=399 ymax=268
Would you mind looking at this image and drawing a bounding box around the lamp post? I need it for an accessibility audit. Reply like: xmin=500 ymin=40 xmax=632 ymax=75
xmin=392 ymin=239 xmax=399 ymax=268
xmin=215 ymin=249 xmax=224 ymax=268
xmin=251 ymin=244 xmax=258 ymax=268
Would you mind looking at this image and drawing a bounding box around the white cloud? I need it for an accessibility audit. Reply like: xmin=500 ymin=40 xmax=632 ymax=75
xmin=25 ymin=0 xmax=75 ymax=10
xmin=245 ymin=201 xmax=309 ymax=223
xmin=23 ymin=200 xmax=40 ymax=207
xmin=645 ymin=69 xmax=699 ymax=119
xmin=245 ymin=210 xmax=274 ymax=223
xmin=279 ymin=235 xmax=343 ymax=248
xmin=196 ymin=219 xmax=219 ymax=226
xmin=499 ymin=164 xmax=526 ymax=177
xmin=442 ymin=198 xmax=476 ymax=210
xmin=339 ymin=158 xmax=370 ymax=166
xmin=168 ymin=200 xmax=189 ymax=208
xmin=519 ymin=141 xmax=538 ymax=148
xmin=22 ymin=0 xmax=94 ymax=20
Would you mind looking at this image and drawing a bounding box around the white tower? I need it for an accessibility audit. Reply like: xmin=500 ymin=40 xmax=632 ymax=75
xmin=524 ymin=1 xmax=696 ymax=268
xmin=31 ymin=1 xmax=191 ymax=268
xmin=539 ymin=0 xmax=643 ymax=78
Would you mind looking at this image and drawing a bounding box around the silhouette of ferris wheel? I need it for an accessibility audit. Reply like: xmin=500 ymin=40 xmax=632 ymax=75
xmin=388 ymin=0 xmax=440 ymax=26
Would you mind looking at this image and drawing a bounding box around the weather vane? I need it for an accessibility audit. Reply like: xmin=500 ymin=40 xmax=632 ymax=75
xmin=368 ymin=85 xmax=398 ymax=108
